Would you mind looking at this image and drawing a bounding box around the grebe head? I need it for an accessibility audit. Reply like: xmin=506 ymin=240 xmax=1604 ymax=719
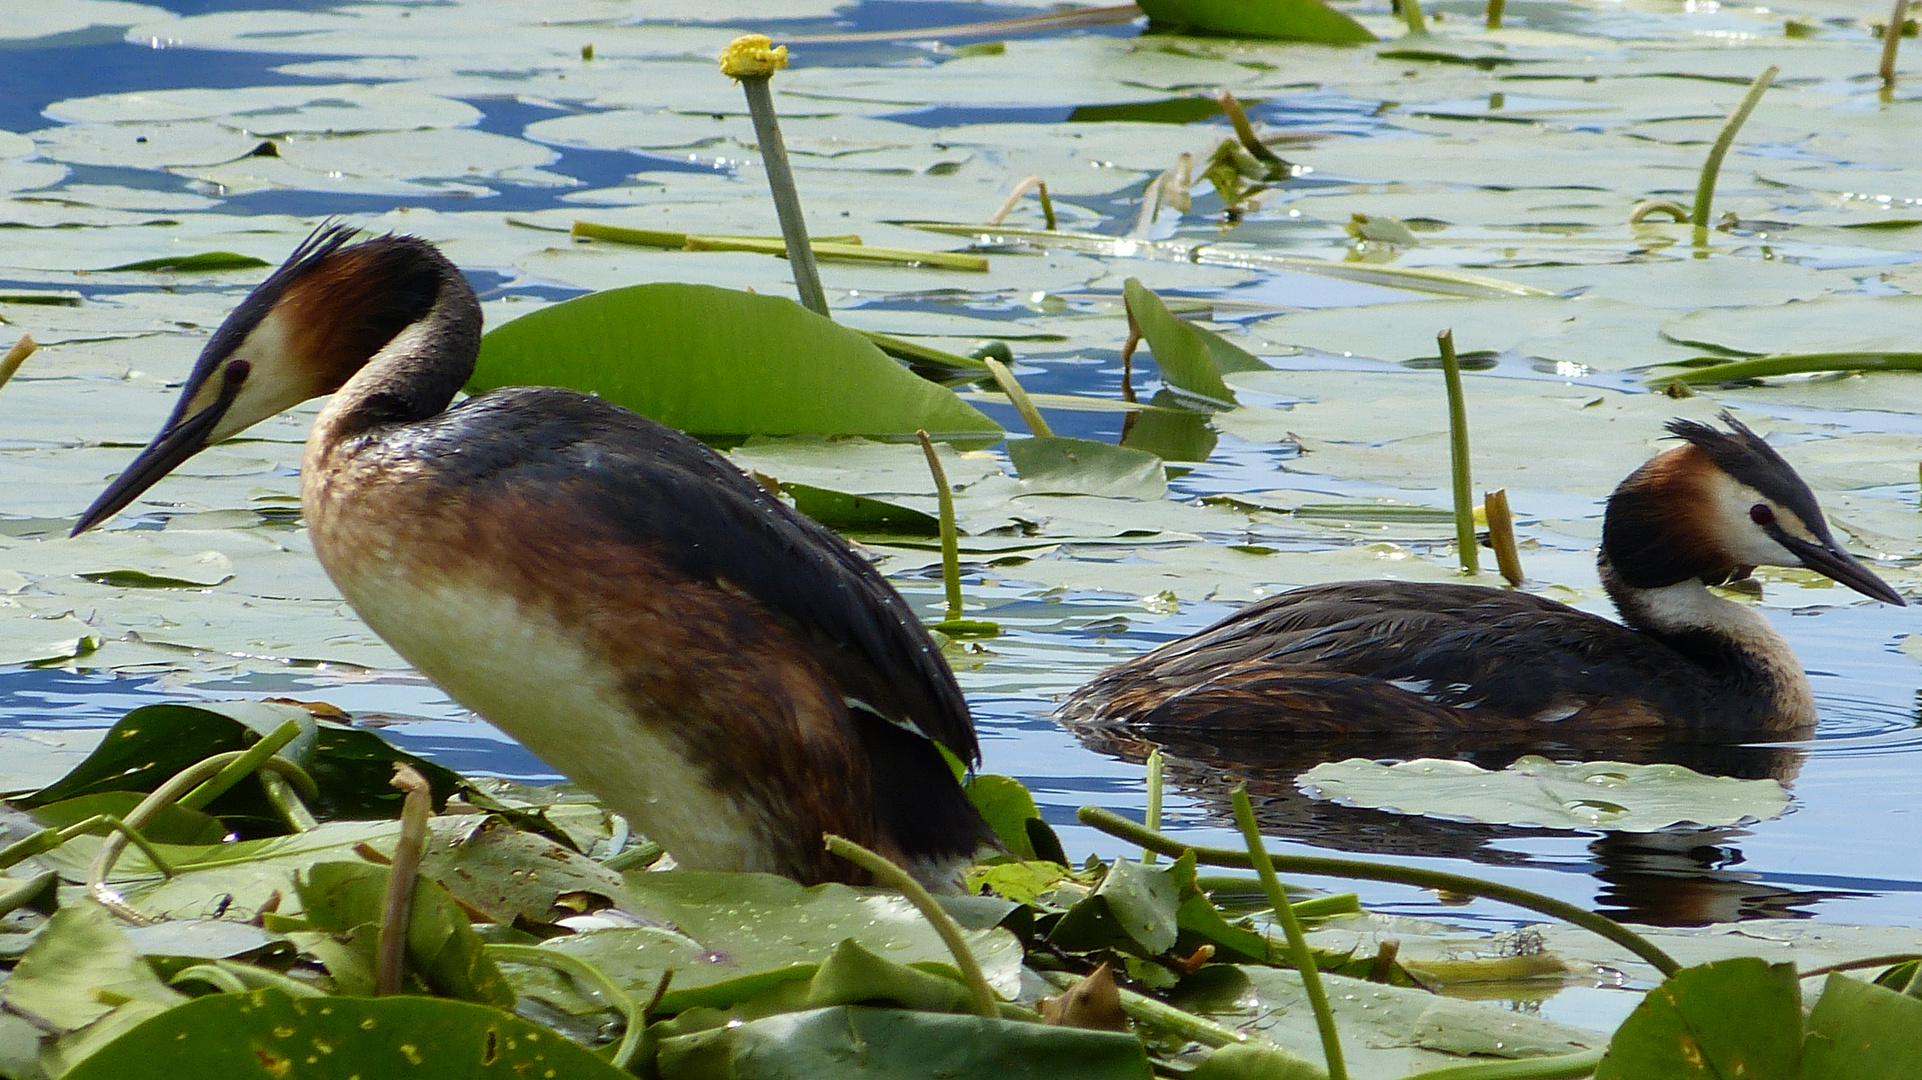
xmin=1603 ymin=412 xmax=1904 ymax=606
xmin=72 ymin=223 xmax=460 ymax=535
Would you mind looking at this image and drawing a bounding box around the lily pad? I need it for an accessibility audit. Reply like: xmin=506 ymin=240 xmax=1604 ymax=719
xmin=1803 ymin=972 xmax=1922 ymax=1079
xmin=1295 ymin=756 xmax=1790 ymax=832
xmin=1594 ymin=958 xmax=1801 ymax=1079
xmin=1135 ymin=0 xmax=1376 ymax=44
xmin=61 ymin=987 xmax=628 ymax=1080
xmin=472 ymin=284 xmax=1000 ymax=440
xmin=1006 ymin=437 xmax=1168 ymax=500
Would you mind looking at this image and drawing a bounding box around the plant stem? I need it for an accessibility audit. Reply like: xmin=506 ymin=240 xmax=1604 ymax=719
xmin=376 ymin=763 xmax=433 ymax=996
xmin=1438 ymin=330 xmax=1478 ymax=575
xmin=1692 ymin=66 xmax=1778 ymax=237
xmin=1486 ymin=0 xmax=1506 ymax=30
xmin=826 ymin=834 xmax=998 ymax=1018
xmin=917 ymin=430 xmax=965 ymax=623
xmin=1649 ymin=350 xmax=1922 ymax=384
xmin=1882 ymin=0 xmax=1909 ymax=91
xmin=490 ymin=944 xmax=647 ymax=1070
xmin=260 ymin=770 xmax=318 ymax=832
xmin=988 ymin=176 xmax=1057 ymax=230
xmin=1798 ymin=953 xmax=1922 ymax=979
xmin=723 ymin=36 xmax=829 ymax=317
xmin=179 ymin=719 xmax=305 ymax=810
xmin=1217 ymin=91 xmax=1288 ymax=172
xmin=1077 ymin=805 xmax=1681 ymax=976
xmin=1484 ymin=489 xmax=1523 ymax=585
xmin=88 ymin=751 xmax=313 ymax=923
xmin=1142 ymin=749 xmax=1164 ymax=865
xmin=1401 ymin=1048 xmax=1604 ymax=1080
xmin=1232 ymin=786 xmax=1347 ymax=1080
xmin=983 ymin=357 xmax=1054 ymax=437
xmin=1400 ymin=0 xmax=1428 ymax=35
xmin=1628 ymin=199 xmax=1690 ymax=224
xmin=1036 ymin=969 xmax=1253 ymax=1049
xmin=0 ymin=335 xmax=35 ymax=394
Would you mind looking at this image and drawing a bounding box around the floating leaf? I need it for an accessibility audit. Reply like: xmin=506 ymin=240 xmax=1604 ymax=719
xmin=1006 ymin=437 xmax=1167 ymax=500
xmin=1803 ymin=972 xmax=1922 ymax=1079
xmin=1594 ymin=958 xmax=1801 ymax=1079
xmin=62 ymin=987 xmax=628 ymax=1080
xmin=1296 ymin=756 xmax=1790 ymax=832
xmin=657 ymin=1005 xmax=1155 ymax=1080
xmin=472 ymin=284 xmax=1000 ymax=440
xmin=1135 ymin=0 xmax=1376 ymax=44
xmin=96 ymin=252 xmax=270 ymax=273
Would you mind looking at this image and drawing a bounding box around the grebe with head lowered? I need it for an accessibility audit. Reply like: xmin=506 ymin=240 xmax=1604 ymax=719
xmin=1062 ymin=415 xmax=1905 ymax=737
xmin=72 ymin=223 xmax=990 ymax=887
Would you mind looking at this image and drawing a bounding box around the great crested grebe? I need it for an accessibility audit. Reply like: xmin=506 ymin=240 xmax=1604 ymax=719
xmin=1062 ymin=414 xmax=1905 ymax=737
xmin=73 ymin=224 xmax=990 ymax=887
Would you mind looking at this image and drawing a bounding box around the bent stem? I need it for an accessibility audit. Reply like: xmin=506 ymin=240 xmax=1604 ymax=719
xmin=1484 ymin=489 xmax=1523 ymax=585
xmin=1401 ymin=1048 xmax=1605 ymax=1080
xmin=0 ymin=335 xmax=35 ymax=394
xmin=989 ymin=175 xmax=1057 ymax=230
xmin=490 ymin=945 xmax=647 ymax=1070
xmin=1692 ymin=66 xmax=1778 ymax=239
xmin=375 ymin=763 xmax=433 ymax=996
xmin=1438 ymin=330 xmax=1478 ymax=575
xmin=1078 ymin=805 xmax=1681 ymax=977
xmin=1217 ymin=91 xmax=1287 ymax=173
xmin=179 ymin=719 xmax=306 ymax=810
xmin=917 ymin=430 xmax=965 ymax=623
xmin=826 ymin=834 xmax=998 ymax=1018
xmin=1232 ymin=786 xmax=1347 ymax=1080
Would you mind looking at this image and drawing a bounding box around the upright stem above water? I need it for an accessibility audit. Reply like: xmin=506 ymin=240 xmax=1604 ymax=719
xmin=722 ymin=35 xmax=830 ymax=318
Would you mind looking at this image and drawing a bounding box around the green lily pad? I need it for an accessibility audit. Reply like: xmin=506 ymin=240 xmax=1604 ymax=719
xmin=1006 ymin=437 xmax=1167 ymax=500
xmin=1595 ymin=958 xmax=1801 ymax=1079
xmin=60 ymin=987 xmax=628 ymax=1080
xmin=543 ymin=870 xmax=1023 ymax=1012
xmin=1803 ymin=972 xmax=1922 ymax=1079
xmin=657 ymin=1005 xmax=1155 ymax=1080
xmin=1295 ymin=756 xmax=1791 ymax=832
xmin=472 ymin=284 xmax=1000 ymax=440
xmin=292 ymin=862 xmax=514 ymax=1007
xmin=1135 ymin=0 xmax=1376 ymax=44
xmin=96 ymin=252 xmax=271 ymax=273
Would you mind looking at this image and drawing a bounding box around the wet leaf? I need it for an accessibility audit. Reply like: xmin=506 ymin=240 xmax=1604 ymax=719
xmin=966 ymin=774 xmax=1044 ymax=861
xmin=1124 ymin=279 xmax=1239 ymax=407
xmin=1295 ymin=756 xmax=1791 ymax=832
xmin=1594 ymin=958 xmax=1801 ymax=1079
xmin=1803 ymin=972 xmax=1922 ymax=1078
xmin=61 ymin=987 xmax=628 ymax=1080
xmin=472 ymin=284 xmax=1000 ymax=440
xmin=1006 ymin=437 xmax=1167 ymax=500
xmin=1096 ymin=858 xmax=1182 ymax=956
xmin=96 ymin=252 xmax=270 ymax=273
xmin=657 ymin=1004 xmax=1154 ymax=1080
xmin=1135 ymin=0 xmax=1375 ymax=44
xmin=291 ymin=861 xmax=514 ymax=1007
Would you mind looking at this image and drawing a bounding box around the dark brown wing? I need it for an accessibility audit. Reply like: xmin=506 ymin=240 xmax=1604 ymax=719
xmin=1063 ymin=581 xmax=1753 ymax=732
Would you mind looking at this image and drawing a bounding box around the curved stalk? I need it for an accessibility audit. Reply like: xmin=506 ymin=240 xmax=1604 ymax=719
xmin=1232 ymin=786 xmax=1346 ymax=1080
xmin=826 ymin=834 xmax=998 ymax=1018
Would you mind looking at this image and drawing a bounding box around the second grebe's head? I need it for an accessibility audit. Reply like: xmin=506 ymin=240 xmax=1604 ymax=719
xmin=1602 ymin=412 xmax=1904 ymax=606
xmin=72 ymin=222 xmax=457 ymax=535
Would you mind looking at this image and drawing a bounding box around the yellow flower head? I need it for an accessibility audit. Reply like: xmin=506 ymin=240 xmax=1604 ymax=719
xmin=720 ymin=34 xmax=789 ymax=79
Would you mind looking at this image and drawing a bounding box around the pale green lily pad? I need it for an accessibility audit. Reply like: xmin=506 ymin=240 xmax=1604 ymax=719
xmin=44 ymin=84 xmax=481 ymax=132
xmin=0 ymin=610 xmax=102 ymax=666
xmin=1296 ymin=756 xmax=1791 ymax=831
xmin=544 ymin=870 xmax=1023 ymax=1011
xmin=1661 ymin=295 xmax=1922 ymax=356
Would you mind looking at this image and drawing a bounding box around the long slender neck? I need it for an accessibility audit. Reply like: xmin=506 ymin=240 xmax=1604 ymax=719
xmin=1598 ymin=553 xmax=1815 ymax=730
xmin=309 ymin=267 xmax=482 ymax=450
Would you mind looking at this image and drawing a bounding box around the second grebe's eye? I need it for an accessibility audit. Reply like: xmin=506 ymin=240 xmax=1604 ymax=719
xmin=1750 ymin=504 xmax=1775 ymax=526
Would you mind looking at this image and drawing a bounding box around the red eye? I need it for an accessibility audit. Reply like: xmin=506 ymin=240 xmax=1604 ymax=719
xmin=1750 ymin=504 xmax=1774 ymax=526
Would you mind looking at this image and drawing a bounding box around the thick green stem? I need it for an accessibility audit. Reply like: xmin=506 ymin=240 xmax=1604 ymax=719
xmin=1438 ymin=330 xmax=1478 ymax=575
xmin=917 ymin=430 xmax=965 ymax=622
xmin=179 ymin=719 xmax=305 ymax=811
xmin=1692 ymin=66 xmax=1778 ymax=237
xmin=826 ymin=834 xmax=998 ymax=1018
xmin=1077 ymin=805 xmax=1681 ymax=977
xmin=983 ymin=357 xmax=1054 ymax=437
xmin=1142 ymin=749 xmax=1164 ymax=865
xmin=738 ymin=76 xmax=829 ymax=317
xmin=1232 ymin=786 xmax=1347 ymax=1080
xmin=1486 ymin=0 xmax=1506 ymax=30
xmin=1400 ymin=0 xmax=1428 ymax=35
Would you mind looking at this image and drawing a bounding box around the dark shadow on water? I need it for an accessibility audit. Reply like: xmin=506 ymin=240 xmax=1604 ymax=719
xmin=1062 ymin=719 xmax=1864 ymax=926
